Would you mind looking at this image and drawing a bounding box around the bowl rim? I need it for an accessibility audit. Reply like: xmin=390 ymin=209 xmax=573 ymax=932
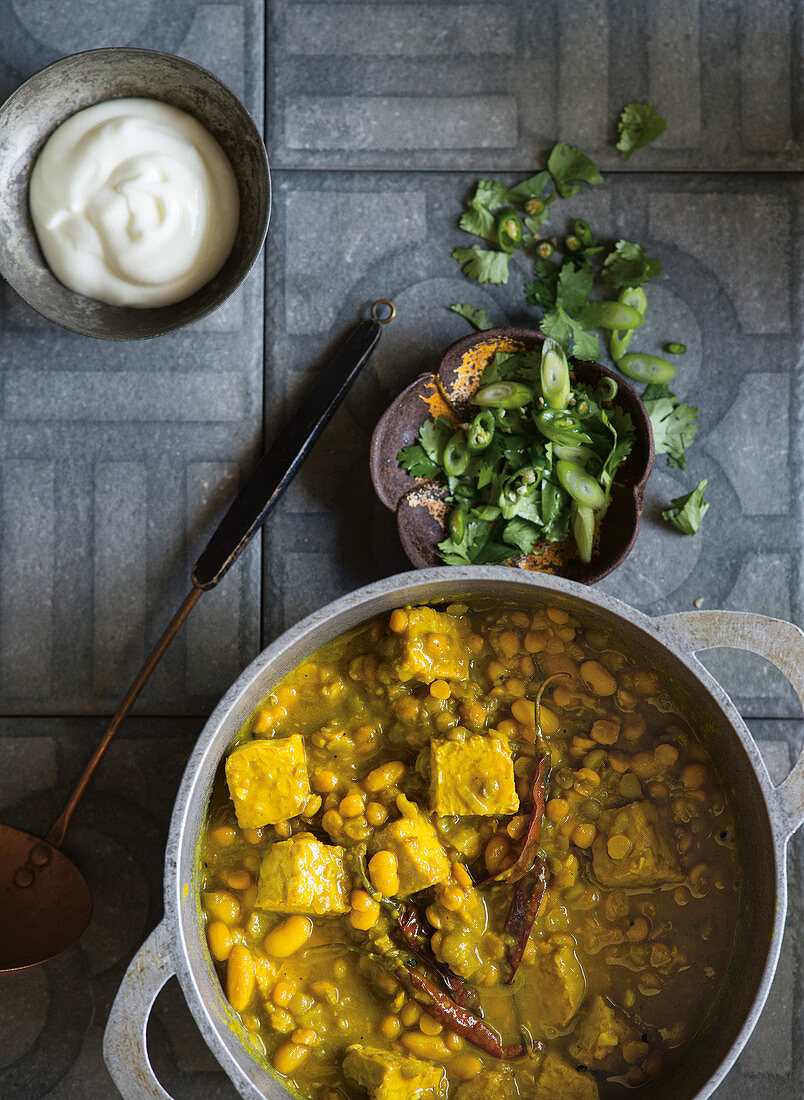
xmin=163 ymin=566 xmax=788 ymax=1100
xmin=0 ymin=46 xmax=271 ymax=340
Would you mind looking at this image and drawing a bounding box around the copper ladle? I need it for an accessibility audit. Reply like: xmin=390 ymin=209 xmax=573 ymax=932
xmin=0 ymin=302 xmax=394 ymax=972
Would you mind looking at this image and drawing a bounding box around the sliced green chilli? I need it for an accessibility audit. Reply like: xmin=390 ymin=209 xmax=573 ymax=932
xmin=585 ymin=301 xmax=644 ymax=331
xmin=556 ymin=460 xmax=606 ymax=510
xmin=447 ymin=503 xmax=467 ymax=542
xmin=443 ymin=431 xmax=470 ymax=476
xmin=572 ymin=503 xmax=595 ymax=563
xmin=572 ymin=218 xmax=594 ymax=247
xmin=666 ymin=342 xmax=687 ymax=355
xmin=467 ymin=410 xmax=495 ymax=453
xmin=495 ymin=207 xmax=523 ymax=252
xmin=534 ymin=410 xmax=593 ymax=447
xmin=617 ymin=353 xmax=677 ymax=384
xmin=473 ymin=381 xmax=535 ymax=409
xmin=540 ymin=338 xmax=571 ymax=410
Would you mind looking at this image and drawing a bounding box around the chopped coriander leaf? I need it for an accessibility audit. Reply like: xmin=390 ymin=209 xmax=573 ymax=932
xmin=525 ymin=258 xmax=561 ymax=310
xmin=502 ymin=517 xmax=542 ymax=555
xmin=453 ymin=246 xmax=511 ymax=285
xmin=642 ymin=384 xmax=699 ymax=469
xmin=662 ymin=479 xmax=709 ymax=535
xmin=448 ymin=303 xmax=493 ymax=331
xmin=458 ymin=179 xmax=511 ymax=241
xmin=617 ymin=103 xmax=668 ymax=160
xmin=397 ymin=444 xmax=439 ymax=479
xmin=507 ymin=171 xmax=551 ymax=205
xmin=547 ymin=142 xmax=604 ymax=199
xmin=541 ymin=304 xmax=600 ymax=361
xmin=556 ymin=263 xmax=595 ymax=315
xmin=419 ymin=416 xmax=454 ymax=465
xmin=602 ymin=240 xmax=662 ymax=288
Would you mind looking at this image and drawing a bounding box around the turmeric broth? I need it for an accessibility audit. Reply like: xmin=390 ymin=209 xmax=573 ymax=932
xmin=200 ymin=602 xmax=738 ymax=1099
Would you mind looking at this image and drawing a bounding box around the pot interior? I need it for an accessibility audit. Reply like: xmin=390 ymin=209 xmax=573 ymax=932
xmin=171 ymin=570 xmax=782 ymax=1100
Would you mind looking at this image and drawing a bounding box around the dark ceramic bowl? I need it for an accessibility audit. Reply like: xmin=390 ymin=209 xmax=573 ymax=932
xmin=0 ymin=48 xmax=270 ymax=340
xmin=370 ymin=327 xmax=654 ymax=584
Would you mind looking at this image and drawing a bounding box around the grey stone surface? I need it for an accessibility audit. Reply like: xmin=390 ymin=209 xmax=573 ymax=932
xmin=268 ymin=0 xmax=804 ymax=172
xmin=2 ymin=1 xmax=804 ymax=1098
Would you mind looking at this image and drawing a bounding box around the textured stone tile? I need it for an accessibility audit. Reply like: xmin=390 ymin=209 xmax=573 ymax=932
xmin=269 ymin=0 xmax=804 ymax=171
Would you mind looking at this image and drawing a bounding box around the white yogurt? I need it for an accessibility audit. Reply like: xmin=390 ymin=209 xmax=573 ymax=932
xmin=29 ymin=97 xmax=239 ymax=308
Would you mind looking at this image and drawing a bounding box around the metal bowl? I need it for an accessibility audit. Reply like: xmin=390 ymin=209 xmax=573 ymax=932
xmin=0 ymin=48 xmax=270 ymax=340
xmin=103 ymin=567 xmax=804 ymax=1100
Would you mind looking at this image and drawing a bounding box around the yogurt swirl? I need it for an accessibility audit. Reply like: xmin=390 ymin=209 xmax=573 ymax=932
xmin=29 ymin=97 xmax=239 ymax=308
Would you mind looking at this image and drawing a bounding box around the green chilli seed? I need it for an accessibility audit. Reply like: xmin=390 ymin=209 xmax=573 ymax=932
xmin=557 ymin=461 xmax=606 ymax=510
xmin=617 ymin=353 xmax=677 ymax=384
xmin=572 ymin=503 xmax=596 ymax=563
xmin=540 ymin=338 xmax=570 ymax=410
xmin=534 ymin=410 xmax=593 ymax=447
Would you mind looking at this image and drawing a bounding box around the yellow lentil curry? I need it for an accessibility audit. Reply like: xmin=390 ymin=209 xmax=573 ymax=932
xmin=200 ymin=602 xmax=738 ymax=1099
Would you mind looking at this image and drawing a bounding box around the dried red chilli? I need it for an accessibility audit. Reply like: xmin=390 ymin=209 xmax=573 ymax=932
xmin=403 ymin=964 xmax=531 ymax=1060
xmin=479 ymin=753 xmax=550 ymax=889
xmin=396 ymin=902 xmax=476 ymax=1007
xmin=504 ymin=861 xmax=549 ymax=983
xmin=353 ymin=845 xmax=475 ymax=1006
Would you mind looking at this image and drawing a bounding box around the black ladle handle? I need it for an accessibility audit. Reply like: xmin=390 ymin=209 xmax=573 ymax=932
xmin=193 ymin=307 xmax=390 ymax=589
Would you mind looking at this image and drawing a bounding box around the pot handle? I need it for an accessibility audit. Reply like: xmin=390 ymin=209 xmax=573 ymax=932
xmin=103 ymin=919 xmax=176 ymax=1100
xmin=657 ymin=610 xmax=804 ymax=840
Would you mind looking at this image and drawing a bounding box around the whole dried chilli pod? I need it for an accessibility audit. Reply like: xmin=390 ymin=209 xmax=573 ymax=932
xmin=353 ymin=845 xmax=476 ymax=1006
xmin=479 ymin=753 xmax=550 ymax=889
xmin=504 ymin=861 xmax=549 ymax=983
xmin=403 ymin=964 xmax=530 ymax=1060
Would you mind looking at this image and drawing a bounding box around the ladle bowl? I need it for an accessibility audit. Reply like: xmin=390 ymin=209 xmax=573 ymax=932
xmin=0 ymin=824 xmax=92 ymax=971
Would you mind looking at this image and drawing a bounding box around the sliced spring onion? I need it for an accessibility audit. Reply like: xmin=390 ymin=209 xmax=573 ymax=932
xmin=610 ymin=287 xmax=647 ymax=362
xmin=610 ymin=328 xmax=634 ymax=360
xmin=616 ymin=353 xmax=676 ymax=384
xmin=556 ymin=460 xmax=606 ymax=510
xmin=572 ymin=503 xmax=595 ymax=563
xmin=596 ymin=376 xmax=619 ymax=401
xmin=540 ymin=338 xmax=570 ymax=410
xmin=585 ymin=300 xmax=644 ymax=331
xmin=551 ymin=442 xmax=596 ymax=464
xmin=473 ymin=381 xmax=535 ymax=409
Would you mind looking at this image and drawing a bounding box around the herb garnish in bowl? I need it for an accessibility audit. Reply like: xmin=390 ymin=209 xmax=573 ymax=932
xmin=370 ymin=328 xmax=653 ymax=583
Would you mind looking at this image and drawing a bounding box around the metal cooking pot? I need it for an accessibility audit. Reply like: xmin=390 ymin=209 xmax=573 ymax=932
xmin=102 ymin=567 xmax=804 ymax=1100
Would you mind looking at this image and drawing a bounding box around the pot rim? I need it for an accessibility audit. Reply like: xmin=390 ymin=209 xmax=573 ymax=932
xmin=164 ymin=566 xmax=793 ymax=1100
